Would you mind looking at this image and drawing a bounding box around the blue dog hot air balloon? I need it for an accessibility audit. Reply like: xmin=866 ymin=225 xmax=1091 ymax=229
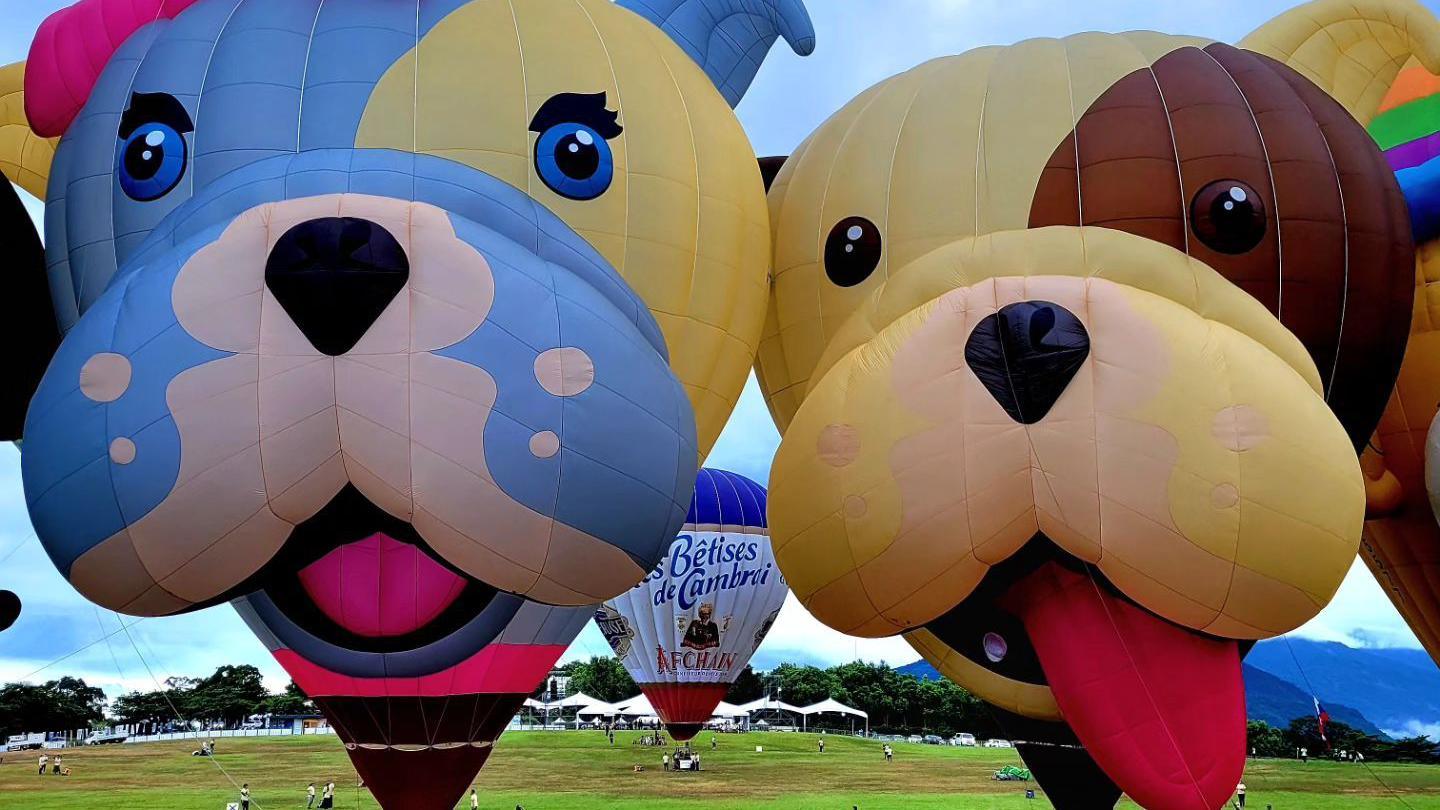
xmin=0 ymin=1 xmax=814 ymax=807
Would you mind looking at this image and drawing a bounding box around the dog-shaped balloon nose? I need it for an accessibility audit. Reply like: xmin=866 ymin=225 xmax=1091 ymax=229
xmin=758 ymin=2 xmax=1435 ymax=808
xmin=264 ymin=217 xmax=413 ymax=356
xmin=0 ymin=0 xmax=813 ymax=806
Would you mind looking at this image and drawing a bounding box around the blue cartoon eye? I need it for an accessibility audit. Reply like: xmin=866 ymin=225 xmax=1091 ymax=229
xmin=118 ymin=122 xmax=187 ymax=202
xmin=534 ymin=122 xmax=615 ymax=201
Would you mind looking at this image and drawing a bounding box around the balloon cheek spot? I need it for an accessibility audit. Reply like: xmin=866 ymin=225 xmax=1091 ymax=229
xmin=529 ymin=430 xmax=560 ymax=459
xmin=817 ymin=424 xmax=860 ymax=467
xmin=534 ymin=347 xmax=595 ymax=396
xmin=1211 ymin=405 xmax=1269 ymax=452
xmin=843 ymin=495 xmax=868 ymax=518
xmin=80 ymin=353 xmax=133 ymax=402
xmin=1210 ymin=483 xmax=1239 ymax=509
xmin=109 ymin=438 xmax=137 ymax=465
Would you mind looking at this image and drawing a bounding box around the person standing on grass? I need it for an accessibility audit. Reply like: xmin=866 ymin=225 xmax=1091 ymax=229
xmin=818 ymin=738 xmax=825 ymax=754
xmin=662 ymin=752 xmax=670 ymax=771
xmin=37 ymin=753 xmax=47 ymax=775
xmin=52 ymin=754 xmax=62 ymax=775
xmin=1235 ymin=781 xmax=1246 ymax=808
xmin=239 ymin=783 xmax=250 ymax=810
xmin=307 ymin=782 xmax=316 ymax=808
xmin=711 ymin=736 xmax=717 ymax=750
xmin=471 ymin=788 xmax=480 ymax=809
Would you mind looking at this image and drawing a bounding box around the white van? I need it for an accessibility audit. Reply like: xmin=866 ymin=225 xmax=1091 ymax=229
xmin=952 ymin=733 xmax=977 ymax=747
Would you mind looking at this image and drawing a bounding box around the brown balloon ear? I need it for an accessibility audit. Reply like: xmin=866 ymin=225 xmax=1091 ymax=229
xmin=0 ymin=179 xmax=60 ymax=440
xmin=758 ymin=156 xmax=789 ymax=193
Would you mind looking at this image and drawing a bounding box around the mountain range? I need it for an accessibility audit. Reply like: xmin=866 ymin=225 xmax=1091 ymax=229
xmin=898 ymin=637 xmax=1440 ymax=739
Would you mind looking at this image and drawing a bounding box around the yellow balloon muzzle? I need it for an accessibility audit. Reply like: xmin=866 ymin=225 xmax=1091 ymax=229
xmin=769 ymin=226 xmax=1363 ymax=641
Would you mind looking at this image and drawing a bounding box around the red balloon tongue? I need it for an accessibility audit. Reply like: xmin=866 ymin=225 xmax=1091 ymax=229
xmin=1000 ymin=562 xmax=1246 ymax=810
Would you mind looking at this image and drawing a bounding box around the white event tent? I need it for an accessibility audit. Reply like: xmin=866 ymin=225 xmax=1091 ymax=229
xmin=615 ymin=694 xmax=657 ymax=718
xmin=574 ymin=700 xmax=620 ymax=716
xmin=799 ymin=698 xmax=869 ymax=736
xmin=555 ymin=694 xmax=868 ymax=735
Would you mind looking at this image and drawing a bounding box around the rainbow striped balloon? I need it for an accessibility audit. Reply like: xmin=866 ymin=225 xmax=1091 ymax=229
xmin=1372 ymin=60 xmax=1440 ymax=242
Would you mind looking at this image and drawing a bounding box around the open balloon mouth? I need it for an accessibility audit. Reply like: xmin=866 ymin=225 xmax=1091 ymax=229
xmin=924 ymin=535 xmax=1246 ymax=809
xmin=244 ymin=486 xmax=500 ymax=653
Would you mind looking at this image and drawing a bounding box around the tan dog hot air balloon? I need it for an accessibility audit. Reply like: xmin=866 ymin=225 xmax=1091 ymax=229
xmin=760 ymin=1 xmax=1437 ymax=808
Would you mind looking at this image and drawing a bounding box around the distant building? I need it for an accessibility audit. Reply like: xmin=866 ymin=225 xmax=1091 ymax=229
xmin=544 ymin=670 xmax=572 ymax=701
xmin=270 ymin=714 xmax=328 ymax=733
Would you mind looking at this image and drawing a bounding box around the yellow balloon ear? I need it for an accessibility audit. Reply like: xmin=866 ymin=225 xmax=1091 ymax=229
xmin=0 ymin=62 xmax=55 ymax=201
xmin=1239 ymin=0 xmax=1440 ymax=126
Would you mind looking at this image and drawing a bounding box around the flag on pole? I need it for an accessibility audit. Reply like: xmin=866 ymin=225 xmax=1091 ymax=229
xmin=1313 ymin=696 xmax=1331 ymax=748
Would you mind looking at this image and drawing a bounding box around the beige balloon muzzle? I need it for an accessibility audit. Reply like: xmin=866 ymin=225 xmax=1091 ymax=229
xmin=768 ymin=226 xmax=1363 ymax=641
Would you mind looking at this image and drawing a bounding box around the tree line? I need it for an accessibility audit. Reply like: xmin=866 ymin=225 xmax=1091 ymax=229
xmin=557 ymin=657 xmax=1005 ymax=737
xmin=0 ymin=666 xmax=313 ymax=738
xmin=559 ymin=657 xmax=1440 ymax=762
xmin=1249 ymin=717 xmax=1440 ymax=764
xmin=6 ymin=660 xmax=1438 ymax=764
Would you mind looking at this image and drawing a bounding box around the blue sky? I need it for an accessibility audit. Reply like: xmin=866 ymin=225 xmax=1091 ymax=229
xmin=0 ymin=0 xmax=1431 ymax=698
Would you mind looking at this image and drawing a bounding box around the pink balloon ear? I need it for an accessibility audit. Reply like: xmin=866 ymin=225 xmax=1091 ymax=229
xmin=25 ymin=0 xmax=203 ymax=137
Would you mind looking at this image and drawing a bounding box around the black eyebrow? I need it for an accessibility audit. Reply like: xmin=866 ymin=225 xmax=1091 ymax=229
xmin=118 ymin=92 xmax=194 ymax=140
xmin=528 ymin=92 xmax=622 ymax=139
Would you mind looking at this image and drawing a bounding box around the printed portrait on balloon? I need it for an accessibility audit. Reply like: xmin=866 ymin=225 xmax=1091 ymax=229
xmin=681 ymin=604 xmax=723 ymax=652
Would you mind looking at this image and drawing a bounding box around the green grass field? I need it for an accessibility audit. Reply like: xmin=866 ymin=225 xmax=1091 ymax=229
xmin=1 ymin=731 xmax=1436 ymax=809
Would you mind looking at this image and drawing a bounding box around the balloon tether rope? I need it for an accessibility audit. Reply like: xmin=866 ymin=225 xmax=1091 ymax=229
xmin=1280 ymin=633 xmax=1414 ymax=809
xmin=117 ymin=616 xmax=266 ymax=809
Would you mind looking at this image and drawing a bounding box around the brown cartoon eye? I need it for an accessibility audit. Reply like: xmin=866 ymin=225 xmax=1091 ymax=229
xmin=824 ymin=216 xmax=882 ymax=287
xmin=1190 ymin=180 xmax=1266 ymax=255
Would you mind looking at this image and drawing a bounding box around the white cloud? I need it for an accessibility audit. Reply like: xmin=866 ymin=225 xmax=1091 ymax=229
xmin=1384 ymin=719 xmax=1440 ymax=741
xmin=703 ymin=374 xmax=781 ymax=486
xmin=1291 ymin=559 xmax=1426 ymax=650
xmin=18 ymin=185 xmax=42 ymax=238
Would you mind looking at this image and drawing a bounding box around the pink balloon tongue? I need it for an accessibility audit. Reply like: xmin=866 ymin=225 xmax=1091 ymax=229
xmin=298 ymin=533 xmax=468 ymax=637
xmin=1000 ymin=562 xmax=1246 ymax=810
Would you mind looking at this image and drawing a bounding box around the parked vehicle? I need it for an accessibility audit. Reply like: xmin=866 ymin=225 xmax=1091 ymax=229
xmin=983 ymin=738 xmax=1013 ymax=748
xmin=84 ymin=733 xmax=128 ymax=746
xmin=952 ymin=733 xmax=977 ymax=747
xmin=906 ymin=735 xmax=923 ymax=744
xmin=6 ymin=733 xmax=46 ymax=751
xmin=922 ymin=735 xmax=944 ymax=745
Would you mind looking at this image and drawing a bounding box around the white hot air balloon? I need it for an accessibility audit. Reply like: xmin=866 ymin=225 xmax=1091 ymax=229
xmin=595 ymin=469 xmax=787 ymax=740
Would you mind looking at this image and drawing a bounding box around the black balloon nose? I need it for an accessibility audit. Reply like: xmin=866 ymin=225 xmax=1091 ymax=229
xmin=265 ymin=217 xmax=410 ymax=356
xmin=964 ymin=300 xmax=1090 ymax=424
